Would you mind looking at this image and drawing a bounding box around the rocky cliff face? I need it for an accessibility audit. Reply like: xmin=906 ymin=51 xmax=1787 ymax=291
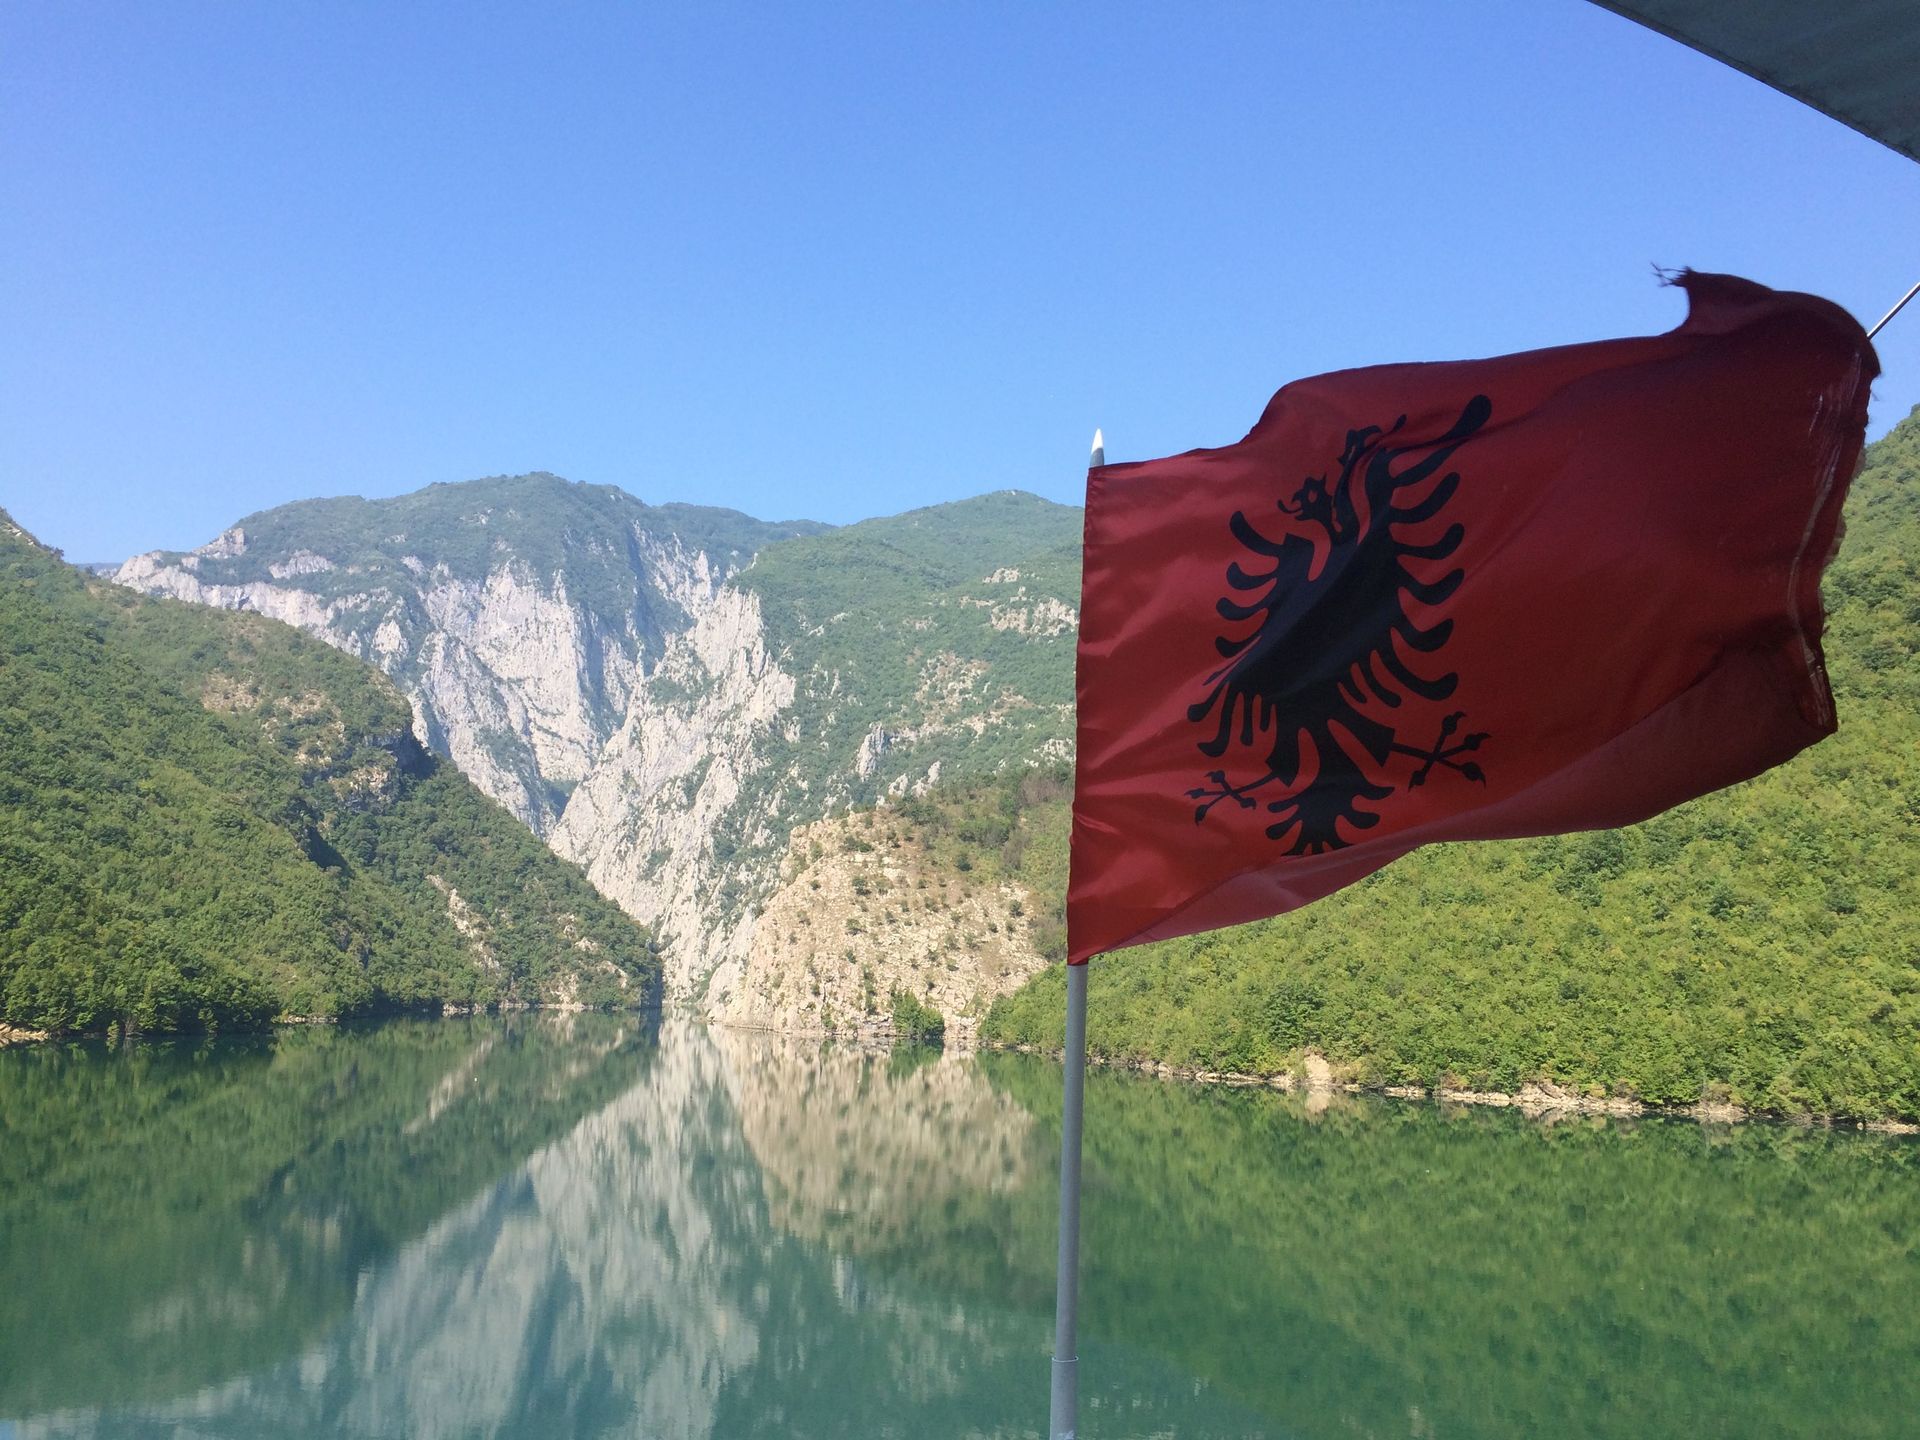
xmin=113 ymin=483 xmax=797 ymax=835
xmin=548 ymin=585 xmax=799 ymax=993
xmin=115 ymin=477 xmax=1082 ymax=1009
xmin=116 ymin=545 xmax=621 ymax=829
xmin=705 ymin=812 xmax=1048 ymax=1045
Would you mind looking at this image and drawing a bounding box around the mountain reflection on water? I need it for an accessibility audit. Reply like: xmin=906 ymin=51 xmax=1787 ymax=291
xmin=1 ymin=1017 xmax=1916 ymax=1439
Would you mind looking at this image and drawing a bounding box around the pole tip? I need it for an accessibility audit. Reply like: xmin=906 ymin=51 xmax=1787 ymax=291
xmin=1089 ymin=429 xmax=1105 ymax=468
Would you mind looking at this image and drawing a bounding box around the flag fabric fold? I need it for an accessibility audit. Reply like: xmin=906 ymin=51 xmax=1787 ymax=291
xmin=1067 ymin=272 xmax=1876 ymax=963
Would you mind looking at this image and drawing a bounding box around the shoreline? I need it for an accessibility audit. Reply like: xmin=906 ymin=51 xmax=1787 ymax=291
xmin=8 ymin=1009 xmax=1914 ymax=1135
xmin=0 ymin=999 xmax=653 ymax=1049
xmin=988 ymin=1042 xmax=1920 ymax=1135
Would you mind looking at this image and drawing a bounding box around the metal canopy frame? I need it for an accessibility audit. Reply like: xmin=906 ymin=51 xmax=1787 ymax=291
xmin=1592 ymin=1 xmax=1920 ymax=164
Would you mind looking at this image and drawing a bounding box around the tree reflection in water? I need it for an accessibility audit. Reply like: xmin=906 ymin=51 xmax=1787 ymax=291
xmin=3 ymin=1019 xmax=1916 ymax=1439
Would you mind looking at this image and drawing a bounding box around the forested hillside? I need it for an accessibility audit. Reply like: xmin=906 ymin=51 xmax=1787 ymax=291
xmin=738 ymin=489 xmax=1081 ymax=789
xmin=82 ymin=411 xmax=1920 ymax=1112
xmin=115 ymin=477 xmax=1085 ymax=997
xmin=985 ymin=411 xmax=1920 ymax=1122
xmin=0 ymin=512 xmax=659 ymax=1034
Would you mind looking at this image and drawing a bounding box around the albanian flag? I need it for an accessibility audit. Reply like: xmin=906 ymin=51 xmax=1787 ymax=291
xmin=1067 ymin=272 xmax=1876 ymax=963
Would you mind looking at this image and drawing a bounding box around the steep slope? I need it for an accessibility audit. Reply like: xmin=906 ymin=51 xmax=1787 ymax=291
xmin=986 ymin=409 xmax=1920 ymax=1122
xmin=554 ymin=490 xmax=1082 ymax=996
xmin=704 ymin=770 xmax=1069 ymax=1043
xmin=116 ymin=474 xmax=823 ymax=832
xmin=119 ymin=479 xmax=1083 ymax=1001
xmin=0 ymin=512 xmax=658 ymax=1033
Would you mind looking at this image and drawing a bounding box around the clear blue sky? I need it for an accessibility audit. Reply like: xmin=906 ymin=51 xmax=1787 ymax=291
xmin=6 ymin=1 xmax=1918 ymax=561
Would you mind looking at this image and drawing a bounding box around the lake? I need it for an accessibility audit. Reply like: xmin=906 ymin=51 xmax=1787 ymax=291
xmin=1 ymin=1015 xmax=1915 ymax=1439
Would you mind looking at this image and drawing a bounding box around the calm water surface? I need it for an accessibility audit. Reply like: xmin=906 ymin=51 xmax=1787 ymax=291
xmin=1 ymin=1015 xmax=1915 ymax=1439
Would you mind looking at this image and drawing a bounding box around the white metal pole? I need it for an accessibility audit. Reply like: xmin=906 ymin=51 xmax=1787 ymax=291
xmin=1050 ymin=427 xmax=1103 ymax=1440
xmin=1868 ymin=279 xmax=1920 ymax=339
xmin=1049 ymin=959 xmax=1090 ymax=1440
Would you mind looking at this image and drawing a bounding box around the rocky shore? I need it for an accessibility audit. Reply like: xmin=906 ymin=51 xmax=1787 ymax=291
xmin=992 ymin=1043 xmax=1920 ymax=1134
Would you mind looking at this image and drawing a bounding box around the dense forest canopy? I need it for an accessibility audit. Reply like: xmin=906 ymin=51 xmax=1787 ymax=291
xmin=978 ymin=409 xmax=1920 ymax=1122
xmin=6 ymin=395 xmax=1916 ymax=1117
xmin=0 ymin=513 xmax=659 ymax=1033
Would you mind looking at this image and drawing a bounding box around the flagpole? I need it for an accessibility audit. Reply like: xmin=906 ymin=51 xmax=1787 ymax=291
xmin=1049 ymin=429 xmax=1102 ymax=1440
xmin=1049 ymin=959 xmax=1089 ymax=1440
xmin=1867 ymin=278 xmax=1920 ymax=339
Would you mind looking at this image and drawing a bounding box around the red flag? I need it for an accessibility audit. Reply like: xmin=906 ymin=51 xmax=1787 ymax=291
xmin=1068 ymin=273 xmax=1876 ymax=964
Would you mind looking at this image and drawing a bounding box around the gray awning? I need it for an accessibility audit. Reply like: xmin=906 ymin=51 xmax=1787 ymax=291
xmin=1593 ymin=2 xmax=1920 ymax=163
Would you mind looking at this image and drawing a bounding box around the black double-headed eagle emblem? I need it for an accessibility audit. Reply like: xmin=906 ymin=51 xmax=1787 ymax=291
xmin=1186 ymin=396 xmax=1492 ymax=853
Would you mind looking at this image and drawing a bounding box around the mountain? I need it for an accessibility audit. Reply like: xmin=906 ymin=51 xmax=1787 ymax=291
xmin=100 ymin=404 xmax=1920 ymax=1116
xmin=705 ymin=768 xmax=1070 ymax=1043
xmin=984 ymin=408 xmax=1920 ymax=1122
xmin=116 ymin=474 xmax=824 ymax=835
xmin=0 ymin=510 xmax=658 ymax=1033
xmin=118 ymin=480 xmax=1082 ymax=999
xmin=555 ymin=490 xmax=1080 ymax=999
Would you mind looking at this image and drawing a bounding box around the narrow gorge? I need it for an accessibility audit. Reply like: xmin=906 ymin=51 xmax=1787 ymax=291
xmin=115 ymin=476 xmax=1084 ymax=1009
